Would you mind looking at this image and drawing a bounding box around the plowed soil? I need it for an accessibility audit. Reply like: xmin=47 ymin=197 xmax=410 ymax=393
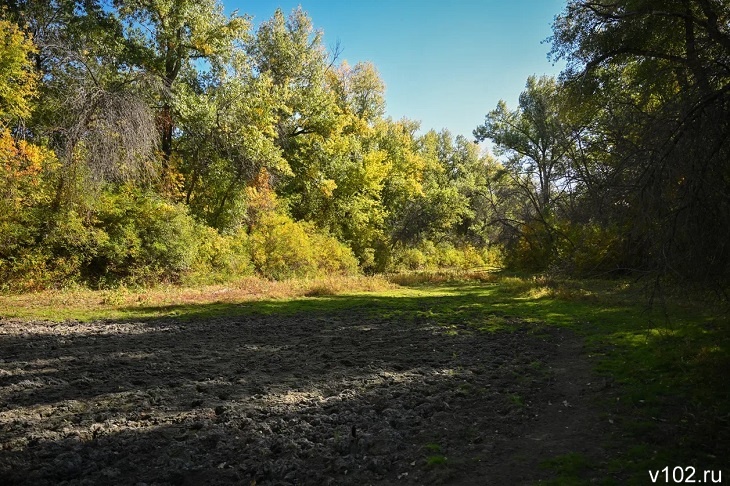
xmin=0 ymin=301 xmax=618 ymax=485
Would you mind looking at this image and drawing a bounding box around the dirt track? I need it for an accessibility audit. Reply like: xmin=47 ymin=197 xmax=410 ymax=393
xmin=0 ymin=302 xmax=616 ymax=485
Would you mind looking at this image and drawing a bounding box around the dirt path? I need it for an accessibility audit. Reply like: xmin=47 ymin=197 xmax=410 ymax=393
xmin=0 ymin=304 xmax=618 ymax=485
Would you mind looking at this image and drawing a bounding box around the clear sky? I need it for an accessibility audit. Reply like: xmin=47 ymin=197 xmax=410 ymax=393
xmin=226 ymin=0 xmax=566 ymax=140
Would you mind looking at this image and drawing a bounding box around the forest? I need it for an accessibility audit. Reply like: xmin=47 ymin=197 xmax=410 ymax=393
xmin=1 ymin=0 xmax=726 ymax=292
xmin=0 ymin=1 xmax=729 ymax=484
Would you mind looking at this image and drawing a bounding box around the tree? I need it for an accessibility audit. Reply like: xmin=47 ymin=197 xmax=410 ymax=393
xmin=5 ymin=1 xmax=160 ymax=189
xmin=0 ymin=19 xmax=60 ymax=288
xmin=249 ymin=7 xmax=338 ymax=149
xmin=389 ymin=129 xmax=471 ymax=246
xmin=175 ymin=73 xmax=288 ymax=231
xmin=0 ymin=18 xmax=38 ymax=125
xmin=475 ymin=76 xmax=571 ymax=216
xmin=330 ymin=61 xmax=386 ymax=124
xmin=474 ymin=76 xmax=575 ymax=266
xmin=551 ymin=0 xmax=730 ymax=283
xmin=115 ymin=0 xmax=249 ymax=168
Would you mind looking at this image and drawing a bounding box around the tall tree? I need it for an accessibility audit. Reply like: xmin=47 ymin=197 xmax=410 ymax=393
xmin=474 ymin=76 xmax=574 ymax=263
xmin=330 ymin=61 xmax=386 ymax=124
xmin=551 ymin=0 xmax=730 ymax=283
xmin=175 ymin=72 xmax=288 ymax=231
xmin=115 ymin=0 xmax=249 ymax=168
xmin=5 ymin=1 xmax=159 ymax=194
xmin=248 ymin=7 xmax=337 ymax=150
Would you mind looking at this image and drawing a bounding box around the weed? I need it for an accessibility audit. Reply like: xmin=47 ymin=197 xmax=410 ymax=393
xmin=426 ymin=455 xmax=448 ymax=467
xmin=529 ymin=360 xmax=544 ymax=370
xmin=424 ymin=443 xmax=441 ymax=453
xmin=508 ymin=394 xmax=524 ymax=407
xmin=0 ymin=275 xmax=396 ymax=321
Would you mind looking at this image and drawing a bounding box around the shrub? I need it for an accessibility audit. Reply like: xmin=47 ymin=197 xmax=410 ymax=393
xmin=187 ymin=226 xmax=253 ymax=284
xmin=249 ymin=212 xmax=358 ymax=280
xmin=502 ymin=221 xmax=555 ymax=271
xmin=78 ymin=188 xmax=200 ymax=285
xmin=555 ymin=222 xmax=625 ymax=275
xmin=387 ymin=241 xmax=494 ymax=272
xmin=311 ymin=231 xmax=359 ymax=275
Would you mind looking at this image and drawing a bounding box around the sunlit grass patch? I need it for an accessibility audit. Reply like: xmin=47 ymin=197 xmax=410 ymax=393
xmin=385 ymin=268 xmax=499 ymax=286
xmin=0 ymin=274 xmax=396 ymax=321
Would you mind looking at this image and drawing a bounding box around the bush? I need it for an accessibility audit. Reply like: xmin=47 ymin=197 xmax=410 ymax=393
xmin=187 ymin=226 xmax=253 ymax=284
xmin=503 ymin=221 xmax=555 ymax=271
xmin=311 ymin=231 xmax=359 ymax=275
xmin=394 ymin=247 xmax=430 ymax=271
xmin=555 ymin=222 xmax=625 ymax=275
xmin=0 ymin=183 xmax=361 ymax=290
xmin=387 ymin=241 xmax=495 ymax=272
xmin=249 ymin=212 xmax=358 ymax=280
xmin=501 ymin=218 xmax=627 ymax=275
xmin=74 ymin=188 xmax=200 ymax=285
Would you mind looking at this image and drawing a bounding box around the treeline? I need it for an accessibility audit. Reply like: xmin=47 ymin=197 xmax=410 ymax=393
xmin=479 ymin=0 xmax=730 ymax=289
xmin=0 ymin=0 xmax=498 ymax=291
xmin=1 ymin=0 xmax=728 ymax=292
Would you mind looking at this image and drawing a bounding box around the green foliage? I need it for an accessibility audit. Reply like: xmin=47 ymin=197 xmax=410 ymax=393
xmin=548 ymin=0 xmax=730 ymax=285
xmin=249 ymin=211 xmax=358 ymax=280
xmin=0 ymin=186 xmax=255 ymax=290
xmin=388 ymin=241 xmax=495 ymax=272
xmin=555 ymin=222 xmax=627 ymax=275
xmin=0 ymin=1 xmax=514 ymax=290
xmin=503 ymin=220 xmax=555 ymax=271
xmin=117 ymin=0 xmax=250 ymax=162
xmin=188 ymin=226 xmax=253 ymax=284
xmin=86 ymin=189 xmax=201 ymax=284
xmin=474 ymin=76 xmax=568 ymax=214
xmin=0 ymin=129 xmax=61 ymax=291
xmin=176 ymin=75 xmax=289 ymax=231
xmin=330 ymin=61 xmax=386 ymax=123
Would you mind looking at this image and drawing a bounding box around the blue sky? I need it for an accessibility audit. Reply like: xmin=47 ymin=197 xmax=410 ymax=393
xmin=226 ymin=0 xmax=566 ymax=140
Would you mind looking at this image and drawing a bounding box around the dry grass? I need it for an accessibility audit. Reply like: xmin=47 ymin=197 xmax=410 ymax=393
xmin=0 ymin=275 xmax=396 ymax=321
xmin=384 ymin=267 xmax=500 ymax=286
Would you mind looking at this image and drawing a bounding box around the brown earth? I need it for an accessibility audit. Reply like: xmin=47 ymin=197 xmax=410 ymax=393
xmin=0 ymin=304 xmax=621 ymax=485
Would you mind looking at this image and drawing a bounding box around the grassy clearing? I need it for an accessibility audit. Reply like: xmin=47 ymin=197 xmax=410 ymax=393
xmin=1 ymin=270 xmax=727 ymax=482
xmin=0 ymin=274 xmax=397 ymax=321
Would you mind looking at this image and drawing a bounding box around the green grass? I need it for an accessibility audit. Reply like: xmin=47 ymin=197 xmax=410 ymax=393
xmin=426 ymin=455 xmax=448 ymax=467
xmin=424 ymin=443 xmax=442 ymax=453
xmin=423 ymin=443 xmax=448 ymax=468
xmin=508 ymin=393 xmax=525 ymax=407
xmin=540 ymin=452 xmax=593 ymax=485
xmin=2 ymin=271 xmax=728 ymax=481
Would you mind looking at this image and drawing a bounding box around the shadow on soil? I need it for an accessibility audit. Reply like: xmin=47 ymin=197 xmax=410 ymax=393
xmin=1 ymin=283 xmax=728 ymax=484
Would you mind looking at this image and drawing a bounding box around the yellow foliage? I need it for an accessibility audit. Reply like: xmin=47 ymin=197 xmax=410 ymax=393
xmin=0 ymin=19 xmax=38 ymax=124
xmin=245 ymin=168 xmax=279 ymax=227
xmin=319 ymin=178 xmax=337 ymax=197
xmin=158 ymin=153 xmax=186 ymax=200
xmin=0 ymin=129 xmax=58 ymax=209
xmin=362 ymin=150 xmax=390 ymax=191
xmin=249 ymin=211 xmax=358 ymax=280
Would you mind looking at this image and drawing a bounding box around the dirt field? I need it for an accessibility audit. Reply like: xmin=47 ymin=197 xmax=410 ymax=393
xmin=0 ymin=300 xmax=618 ymax=485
